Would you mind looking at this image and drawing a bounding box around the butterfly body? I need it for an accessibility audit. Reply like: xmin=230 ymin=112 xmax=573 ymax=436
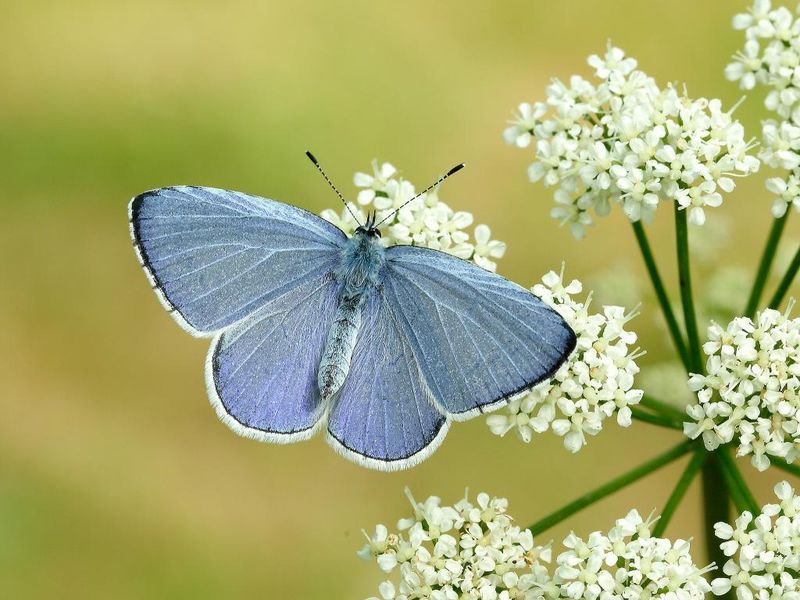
xmin=319 ymin=228 xmax=386 ymax=399
xmin=129 ymin=185 xmax=577 ymax=470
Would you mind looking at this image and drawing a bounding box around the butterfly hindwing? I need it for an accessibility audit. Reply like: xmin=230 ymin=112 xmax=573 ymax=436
xmin=326 ymin=291 xmax=448 ymax=471
xmin=129 ymin=186 xmax=346 ymax=336
xmin=383 ymin=246 xmax=577 ymax=419
xmin=207 ymin=276 xmax=341 ymax=442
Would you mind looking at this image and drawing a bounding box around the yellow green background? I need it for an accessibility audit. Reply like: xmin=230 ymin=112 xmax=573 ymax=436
xmin=1 ymin=1 xmax=794 ymax=598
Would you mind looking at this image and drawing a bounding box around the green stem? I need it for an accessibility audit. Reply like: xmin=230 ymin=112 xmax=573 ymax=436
xmin=631 ymin=221 xmax=690 ymax=370
xmin=701 ymin=456 xmax=730 ymax=572
xmin=719 ymin=457 xmax=749 ymax=514
xmin=717 ymin=449 xmax=760 ymax=514
xmin=630 ymin=407 xmax=682 ymax=430
xmin=773 ymin=459 xmax=800 ymax=478
xmin=526 ymin=441 xmax=694 ymax=536
xmin=745 ymin=211 xmax=790 ymax=318
xmin=674 ymin=206 xmax=704 ymax=374
xmin=653 ymin=449 xmax=707 ymax=537
xmin=768 ymin=244 xmax=800 ymax=310
xmin=640 ymin=393 xmax=687 ymax=422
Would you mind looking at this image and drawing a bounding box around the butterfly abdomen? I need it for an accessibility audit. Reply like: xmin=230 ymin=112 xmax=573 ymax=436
xmin=318 ymin=231 xmax=386 ymax=400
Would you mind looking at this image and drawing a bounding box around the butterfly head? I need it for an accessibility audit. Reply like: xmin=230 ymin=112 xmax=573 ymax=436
xmin=355 ymin=210 xmax=382 ymax=239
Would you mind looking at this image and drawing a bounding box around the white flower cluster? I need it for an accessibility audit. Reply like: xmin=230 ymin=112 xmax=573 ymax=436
xmin=360 ymin=496 xmax=712 ymax=600
xmin=712 ymin=480 xmax=800 ymax=598
xmin=727 ymin=0 xmax=800 ymax=218
xmin=359 ymin=489 xmax=551 ymax=600
xmin=487 ymin=268 xmax=644 ymax=453
xmin=320 ymin=160 xmax=507 ymax=271
xmin=504 ymin=45 xmax=759 ymax=237
xmin=684 ymin=308 xmax=800 ymax=471
xmin=551 ymin=509 xmax=712 ymax=599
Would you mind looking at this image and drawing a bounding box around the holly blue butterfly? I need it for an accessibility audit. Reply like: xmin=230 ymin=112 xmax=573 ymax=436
xmin=129 ymin=153 xmax=576 ymax=471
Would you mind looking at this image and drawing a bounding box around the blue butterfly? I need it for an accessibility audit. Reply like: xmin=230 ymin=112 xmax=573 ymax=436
xmin=129 ymin=153 xmax=576 ymax=471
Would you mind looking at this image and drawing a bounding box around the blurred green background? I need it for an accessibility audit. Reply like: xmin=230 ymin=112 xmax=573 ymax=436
xmin=1 ymin=1 xmax=796 ymax=598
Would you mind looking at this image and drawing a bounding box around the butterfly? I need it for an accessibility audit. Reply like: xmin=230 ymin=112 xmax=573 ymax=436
xmin=129 ymin=152 xmax=576 ymax=471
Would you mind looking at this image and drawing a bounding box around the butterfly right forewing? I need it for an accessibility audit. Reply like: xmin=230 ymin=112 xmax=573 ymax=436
xmin=383 ymin=245 xmax=577 ymax=420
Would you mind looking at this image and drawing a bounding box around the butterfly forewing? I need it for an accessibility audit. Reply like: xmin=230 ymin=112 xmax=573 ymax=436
xmin=129 ymin=186 xmax=346 ymax=336
xmin=383 ymin=246 xmax=577 ymax=419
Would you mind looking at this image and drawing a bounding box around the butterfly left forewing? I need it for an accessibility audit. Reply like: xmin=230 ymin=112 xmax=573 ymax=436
xmin=383 ymin=246 xmax=577 ymax=420
xmin=129 ymin=185 xmax=346 ymax=337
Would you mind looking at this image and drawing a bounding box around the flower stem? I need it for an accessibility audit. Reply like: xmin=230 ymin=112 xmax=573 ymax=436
xmin=526 ymin=440 xmax=694 ymax=536
xmin=631 ymin=220 xmax=690 ymax=370
xmin=717 ymin=448 xmax=760 ymax=515
xmin=640 ymin=393 xmax=687 ymax=422
xmin=720 ymin=465 xmax=749 ymax=514
xmin=773 ymin=459 xmax=800 ymax=478
xmin=745 ymin=211 xmax=790 ymax=318
xmin=768 ymin=243 xmax=800 ymax=310
xmin=701 ymin=455 xmax=730 ymax=572
xmin=653 ymin=449 xmax=707 ymax=537
xmin=674 ymin=206 xmax=704 ymax=375
xmin=630 ymin=407 xmax=682 ymax=430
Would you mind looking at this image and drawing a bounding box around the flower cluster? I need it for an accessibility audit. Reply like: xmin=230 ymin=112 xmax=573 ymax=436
xmin=360 ymin=495 xmax=712 ymax=599
xmin=712 ymin=480 xmax=800 ymax=598
xmin=320 ymin=160 xmax=506 ymax=271
xmin=727 ymin=0 xmax=800 ymax=218
xmin=359 ymin=489 xmax=551 ymax=600
xmin=487 ymin=268 xmax=644 ymax=453
xmin=551 ymin=510 xmax=712 ymax=599
xmin=684 ymin=308 xmax=800 ymax=471
xmin=504 ymin=45 xmax=759 ymax=237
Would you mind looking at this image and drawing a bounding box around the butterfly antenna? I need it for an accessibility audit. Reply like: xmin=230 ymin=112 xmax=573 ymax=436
xmin=375 ymin=163 xmax=465 ymax=227
xmin=306 ymin=150 xmax=362 ymax=226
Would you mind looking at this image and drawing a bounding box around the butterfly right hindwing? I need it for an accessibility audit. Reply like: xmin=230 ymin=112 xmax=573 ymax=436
xmin=326 ymin=291 xmax=449 ymax=470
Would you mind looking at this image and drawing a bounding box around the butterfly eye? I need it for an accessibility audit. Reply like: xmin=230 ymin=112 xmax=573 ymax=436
xmin=370 ymin=228 xmax=382 ymax=239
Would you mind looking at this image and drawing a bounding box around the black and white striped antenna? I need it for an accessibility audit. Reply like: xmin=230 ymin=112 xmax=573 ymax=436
xmin=306 ymin=151 xmax=362 ymax=226
xmin=375 ymin=163 xmax=465 ymax=227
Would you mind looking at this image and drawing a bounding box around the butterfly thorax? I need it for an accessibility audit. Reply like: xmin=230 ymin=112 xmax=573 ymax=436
xmin=318 ymin=229 xmax=386 ymax=400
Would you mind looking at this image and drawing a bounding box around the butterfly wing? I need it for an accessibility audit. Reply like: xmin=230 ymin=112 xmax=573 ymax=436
xmin=129 ymin=185 xmax=346 ymax=336
xmin=207 ymin=276 xmax=340 ymax=442
xmin=326 ymin=291 xmax=448 ymax=471
xmin=383 ymin=246 xmax=576 ymax=419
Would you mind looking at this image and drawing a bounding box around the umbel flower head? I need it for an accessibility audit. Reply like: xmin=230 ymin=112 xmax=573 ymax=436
xmin=487 ymin=268 xmax=644 ymax=453
xmin=359 ymin=488 xmax=551 ymax=600
xmin=504 ymin=44 xmax=759 ymax=237
xmin=727 ymin=0 xmax=800 ymax=218
xmin=550 ymin=509 xmax=713 ymax=599
xmin=320 ymin=160 xmax=507 ymax=271
xmin=684 ymin=306 xmax=800 ymax=471
xmin=359 ymin=492 xmax=712 ymax=599
xmin=711 ymin=480 xmax=800 ymax=598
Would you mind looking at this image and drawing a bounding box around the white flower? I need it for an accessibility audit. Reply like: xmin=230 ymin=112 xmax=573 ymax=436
xmin=728 ymin=1 xmax=800 ymax=220
xmin=766 ymin=172 xmax=800 ymax=217
xmin=505 ymin=44 xmax=759 ymax=238
xmin=684 ymin=307 xmax=800 ymax=471
xmin=322 ymin=160 xmax=506 ymax=270
xmin=354 ymin=160 xmax=398 ymax=205
xmin=503 ymin=102 xmax=547 ymax=148
xmin=472 ymin=225 xmax=506 ymax=272
xmin=360 ymin=490 xmax=550 ymax=600
xmin=712 ymin=481 xmax=800 ymax=598
xmin=486 ymin=267 xmax=644 ymax=452
xmin=552 ymin=509 xmax=712 ymax=599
